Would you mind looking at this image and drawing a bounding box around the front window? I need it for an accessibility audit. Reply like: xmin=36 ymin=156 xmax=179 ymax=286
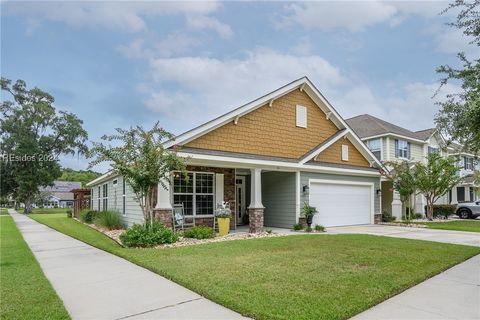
xmin=367 ymin=138 xmax=382 ymax=160
xmin=396 ymin=139 xmax=409 ymax=159
xmin=102 ymin=183 xmax=108 ymax=211
xmin=173 ymin=172 xmax=214 ymax=216
xmin=428 ymin=146 xmax=439 ymax=154
xmin=464 ymin=157 xmax=474 ymax=170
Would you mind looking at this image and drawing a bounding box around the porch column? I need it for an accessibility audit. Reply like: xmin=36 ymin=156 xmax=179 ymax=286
xmin=153 ymin=179 xmax=173 ymax=227
xmin=248 ymin=168 xmax=264 ymax=233
xmin=391 ymin=190 xmax=402 ymax=220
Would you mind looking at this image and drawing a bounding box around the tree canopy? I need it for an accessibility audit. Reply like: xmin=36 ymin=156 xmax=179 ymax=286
xmin=0 ymin=78 xmax=88 ymax=212
xmin=436 ymin=0 xmax=480 ymax=154
xmin=89 ymin=122 xmax=186 ymax=224
xmin=58 ymin=168 xmax=102 ymax=187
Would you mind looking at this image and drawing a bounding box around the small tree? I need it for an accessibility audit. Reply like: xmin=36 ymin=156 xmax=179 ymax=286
xmin=382 ymin=161 xmax=417 ymax=219
xmin=89 ymin=122 xmax=186 ymax=225
xmin=415 ymin=153 xmax=462 ymax=220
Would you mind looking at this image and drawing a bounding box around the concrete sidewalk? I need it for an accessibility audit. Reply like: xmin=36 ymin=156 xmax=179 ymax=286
xmin=9 ymin=210 xmax=248 ymax=320
xmin=351 ymin=254 xmax=480 ymax=320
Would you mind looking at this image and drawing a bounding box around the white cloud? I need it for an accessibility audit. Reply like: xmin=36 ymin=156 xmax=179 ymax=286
xmin=334 ymin=81 xmax=461 ymax=131
xmin=4 ymin=1 xmax=221 ymax=33
xmin=187 ymin=15 xmax=233 ymax=38
xmin=141 ymin=48 xmax=460 ymax=133
xmin=433 ymin=28 xmax=480 ymax=58
xmin=143 ymin=49 xmax=347 ymax=126
xmin=117 ymin=33 xmax=199 ymax=59
xmin=279 ymin=1 xmax=449 ymax=32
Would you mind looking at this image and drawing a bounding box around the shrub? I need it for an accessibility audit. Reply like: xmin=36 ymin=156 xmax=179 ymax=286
xmin=425 ymin=204 xmax=456 ymax=219
xmin=293 ymin=223 xmax=304 ymax=231
xmin=305 ymin=227 xmax=313 ymax=232
xmin=382 ymin=210 xmax=396 ymax=222
xmin=183 ymin=226 xmax=214 ymax=239
xmin=94 ymin=210 xmax=122 ymax=230
xmin=66 ymin=209 xmax=73 ymax=218
xmin=80 ymin=209 xmax=98 ymax=223
xmin=120 ymin=221 xmax=178 ymax=247
xmin=412 ymin=213 xmax=423 ymax=220
xmin=266 ymin=229 xmax=273 ymax=234
xmin=314 ymin=225 xmax=325 ymax=232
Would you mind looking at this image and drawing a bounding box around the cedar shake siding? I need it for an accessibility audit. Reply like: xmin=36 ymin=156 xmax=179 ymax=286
xmin=315 ymin=138 xmax=370 ymax=167
xmin=185 ymin=89 xmax=340 ymax=159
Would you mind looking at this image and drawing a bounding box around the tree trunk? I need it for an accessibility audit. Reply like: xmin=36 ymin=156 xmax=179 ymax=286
xmin=426 ymin=198 xmax=433 ymax=220
xmin=23 ymin=197 xmax=33 ymax=214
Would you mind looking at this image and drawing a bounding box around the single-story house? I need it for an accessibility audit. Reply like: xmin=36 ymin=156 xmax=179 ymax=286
xmin=86 ymin=77 xmax=384 ymax=232
xmin=36 ymin=181 xmax=81 ymax=208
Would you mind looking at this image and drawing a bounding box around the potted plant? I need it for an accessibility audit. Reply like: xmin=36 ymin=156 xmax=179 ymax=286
xmin=302 ymin=202 xmax=318 ymax=228
xmin=215 ymin=201 xmax=232 ymax=236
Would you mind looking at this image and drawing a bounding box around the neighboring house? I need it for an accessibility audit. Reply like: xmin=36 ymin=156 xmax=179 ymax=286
xmin=86 ymin=77 xmax=384 ymax=231
xmin=37 ymin=181 xmax=81 ymax=208
xmin=346 ymin=114 xmax=479 ymax=219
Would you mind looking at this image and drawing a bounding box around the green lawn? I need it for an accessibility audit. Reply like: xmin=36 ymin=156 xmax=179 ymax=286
xmin=0 ymin=208 xmax=8 ymax=215
xmin=30 ymin=213 xmax=480 ymax=320
xmin=0 ymin=215 xmax=70 ymax=320
xmin=419 ymin=220 xmax=480 ymax=233
xmin=32 ymin=207 xmax=69 ymax=214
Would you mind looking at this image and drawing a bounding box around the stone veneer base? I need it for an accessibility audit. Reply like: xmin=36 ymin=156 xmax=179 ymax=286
xmin=248 ymin=208 xmax=264 ymax=233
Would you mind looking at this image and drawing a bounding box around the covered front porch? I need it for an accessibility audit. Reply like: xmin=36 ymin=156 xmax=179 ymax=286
xmin=153 ymin=163 xmax=298 ymax=233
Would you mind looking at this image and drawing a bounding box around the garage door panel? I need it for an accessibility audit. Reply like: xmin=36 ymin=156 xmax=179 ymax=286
xmin=310 ymin=182 xmax=372 ymax=227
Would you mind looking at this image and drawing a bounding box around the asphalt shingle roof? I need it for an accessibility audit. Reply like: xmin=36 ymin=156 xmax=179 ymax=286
xmin=346 ymin=114 xmax=422 ymax=140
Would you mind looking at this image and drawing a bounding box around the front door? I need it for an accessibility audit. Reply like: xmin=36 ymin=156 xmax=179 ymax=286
xmin=236 ymin=177 xmax=246 ymax=225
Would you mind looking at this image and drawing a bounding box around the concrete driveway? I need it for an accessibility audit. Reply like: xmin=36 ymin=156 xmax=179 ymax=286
xmin=327 ymin=224 xmax=480 ymax=247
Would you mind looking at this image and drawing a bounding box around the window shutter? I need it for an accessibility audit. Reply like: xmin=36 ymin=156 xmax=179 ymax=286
xmin=296 ymin=105 xmax=307 ymax=128
xmin=407 ymin=142 xmax=411 ymax=159
xmin=215 ymin=174 xmax=224 ymax=207
xmin=394 ymin=139 xmax=399 ymax=158
xmin=341 ymin=145 xmax=349 ymax=161
xmin=464 ymin=157 xmax=467 ymax=169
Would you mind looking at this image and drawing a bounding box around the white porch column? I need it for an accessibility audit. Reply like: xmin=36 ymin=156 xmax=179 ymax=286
xmin=248 ymin=168 xmax=264 ymax=233
xmin=391 ymin=190 xmax=403 ymax=220
xmin=414 ymin=193 xmax=425 ymax=216
xmin=155 ymin=179 xmax=172 ymax=209
xmin=451 ymin=187 xmax=458 ymax=204
xmin=249 ymin=168 xmax=264 ymax=209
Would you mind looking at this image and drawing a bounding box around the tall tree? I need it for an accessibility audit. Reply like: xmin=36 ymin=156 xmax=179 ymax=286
xmin=89 ymin=122 xmax=186 ymax=225
xmin=415 ymin=153 xmax=462 ymax=220
xmin=435 ymin=0 xmax=480 ymax=154
xmin=0 ymin=78 xmax=88 ymax=213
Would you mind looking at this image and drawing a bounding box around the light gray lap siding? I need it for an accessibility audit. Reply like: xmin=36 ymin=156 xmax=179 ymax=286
xmin=261 ymin=172 xmax=296 ymax=228
xmin=300 ymin=172 xmax=380 ymax=214
xmin=89 ymin=175 xmax=144 ymax=227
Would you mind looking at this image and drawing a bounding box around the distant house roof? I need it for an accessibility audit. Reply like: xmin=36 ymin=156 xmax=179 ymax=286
xmin=39 ymin=181 xmax=82 ymax=193
xmin=346 ymin=114 xmax=422 ymax=140
xmin=414 ymin=128 xmax=437 ymax=141
xmin=49 ymin=192 xmax=74 ymax=201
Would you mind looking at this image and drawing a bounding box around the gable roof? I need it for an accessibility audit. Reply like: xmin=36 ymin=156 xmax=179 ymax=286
xmin=39 ymin=181 xmax=82 ymax=193
xmin=415 ymin=128 xmax=437 ymax=141
xmin=165 ymin=77 xmax=383 ymax=168
xmin=346 ymin=114 xmax=424 ymax=142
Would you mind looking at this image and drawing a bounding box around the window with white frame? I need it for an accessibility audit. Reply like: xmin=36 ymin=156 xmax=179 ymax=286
xmin=296 ymin=105 xmax=307 ymax=128
xmin=367 ymin=138 xmax=382 ymax=160
xmin=464 ymin=157 xmax=474 ymax=170
xmin=97 ymin=186 xmax=101 ymax=210
xmin=428 ymin=146 xmax=439 ymax=154
xmin=102 ymin=183 xmax=108 ymax=211
xmin=395 ymin=139 xmax=410 ymax=159
xmin=173 ymin=172 xmax=214 ymax=216
xmin=122 ymin=179 xmax=126 ymax=216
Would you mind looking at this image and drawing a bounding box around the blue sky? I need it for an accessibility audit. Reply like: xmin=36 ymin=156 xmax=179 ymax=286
xmin=1 ymin=1 xmax=477 ymax=172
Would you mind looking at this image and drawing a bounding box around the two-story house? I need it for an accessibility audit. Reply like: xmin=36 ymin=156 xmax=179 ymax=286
xmin=347 ymin=114 xmax=479 ymax=219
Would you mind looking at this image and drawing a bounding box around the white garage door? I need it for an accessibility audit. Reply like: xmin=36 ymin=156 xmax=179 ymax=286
xmin=309 ymin=181 xmax=372 ymax=227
